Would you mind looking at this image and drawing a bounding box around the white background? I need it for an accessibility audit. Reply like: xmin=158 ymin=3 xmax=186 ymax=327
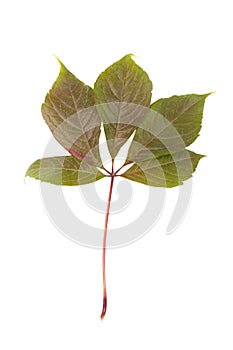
xmin=1 ymin=0 xmax=233 ymax=349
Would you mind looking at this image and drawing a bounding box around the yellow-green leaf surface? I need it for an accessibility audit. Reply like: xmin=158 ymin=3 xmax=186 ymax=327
xmin=121 ymin=150 xmax=204 ymax=188
xmin=151 ymin=93 xmax=210 ymax=145
xmin=26 ymin=156 xmax=104 ymax=186
xmin=126 ymin=94 xmax=210 ymax=163
xmin=41 ymin=60 xmax=102 ymax=166
xmin=94 ymin=55 xmax=152 ymax=159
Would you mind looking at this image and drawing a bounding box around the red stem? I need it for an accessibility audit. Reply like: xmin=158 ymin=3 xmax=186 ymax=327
xmin=100 ymin=160 xmax=115 ymax=320
xmin=101 ymin=165 xmax=111 ymax=175
xmin=114 ymin=160 xmax=133 ymax=176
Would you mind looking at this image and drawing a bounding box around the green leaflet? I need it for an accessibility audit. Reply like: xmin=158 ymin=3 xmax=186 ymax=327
xmin=121 ymin=150 xmax=204 ymax=188
xmin=26 ymin=156 xmax=104 ymax=186
xmin=41 ymin=59 xmax=102 ymax=167
xmin=126 ymin=94 xmax=210 ymax=163
xmin=94 ymin=54 xmax=153 ymax=159
xmin=151 ymin=94 xmax=210 ymax=146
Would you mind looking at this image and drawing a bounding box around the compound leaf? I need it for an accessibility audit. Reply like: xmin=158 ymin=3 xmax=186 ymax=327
xmin=26 ymin=54 xmax=209 ymax=321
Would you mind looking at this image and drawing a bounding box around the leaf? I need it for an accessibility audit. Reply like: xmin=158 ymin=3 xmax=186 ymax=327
xmin=26 ymin=55 xmax=209 ymax=321
xmin=121 ymin=150 xmax=204 ymax=188
xmin=151 ymin=93 xmax=210 ymax=146
xmin=94 ymin=54 xmax=152 ymax=159
xmin=126 ymin=93 xmax=210 ymax=163
xmin=41 ymin=59 xmax=102 ymax=167
xmin=25 ymin=156 xmax=104 ymax=186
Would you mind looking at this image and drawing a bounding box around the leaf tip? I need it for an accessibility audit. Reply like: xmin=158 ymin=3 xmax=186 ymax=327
xmin=53 ymin=55 xmax=68 ymax=74
xmin=122 ymin=53 xmax=137 ymax=62
xmin=207 ymin=91 xmax=215 ymax=96
xmin=202 ymin=91 xmax=215 ymax=100
xmin=200 ymin=154 xmax=207 ymax=158
xmin=53 ymin=54 xmax=62 ymax=66
xmin=128 ymin=52 xmax=137 ymax=58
